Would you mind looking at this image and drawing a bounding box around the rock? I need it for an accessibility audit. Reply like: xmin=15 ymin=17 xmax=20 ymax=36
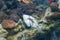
xmin=0 ymin=24 xmax=8 ymax=38
xmin=22 ymin=0 xmax=31 ymax=4
xmin=46 ymin=12 xmax=60 ymax=20
xmin=58 ymin=0 xmax=60 ymax=8
xmin=9 ymin=14 xmax=19 ymax=23
xmin=50 ymin=2 xmax=59 ymax=12
xmin=1 ymin=20 xmax=17 ymax=29
xmin=0 ymin=1 xmax=4 ymax=9
xmin=0 ymin=37 xmax=6 ymax=40
xmin=6 ymin=29 xmax=38 ymax=40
